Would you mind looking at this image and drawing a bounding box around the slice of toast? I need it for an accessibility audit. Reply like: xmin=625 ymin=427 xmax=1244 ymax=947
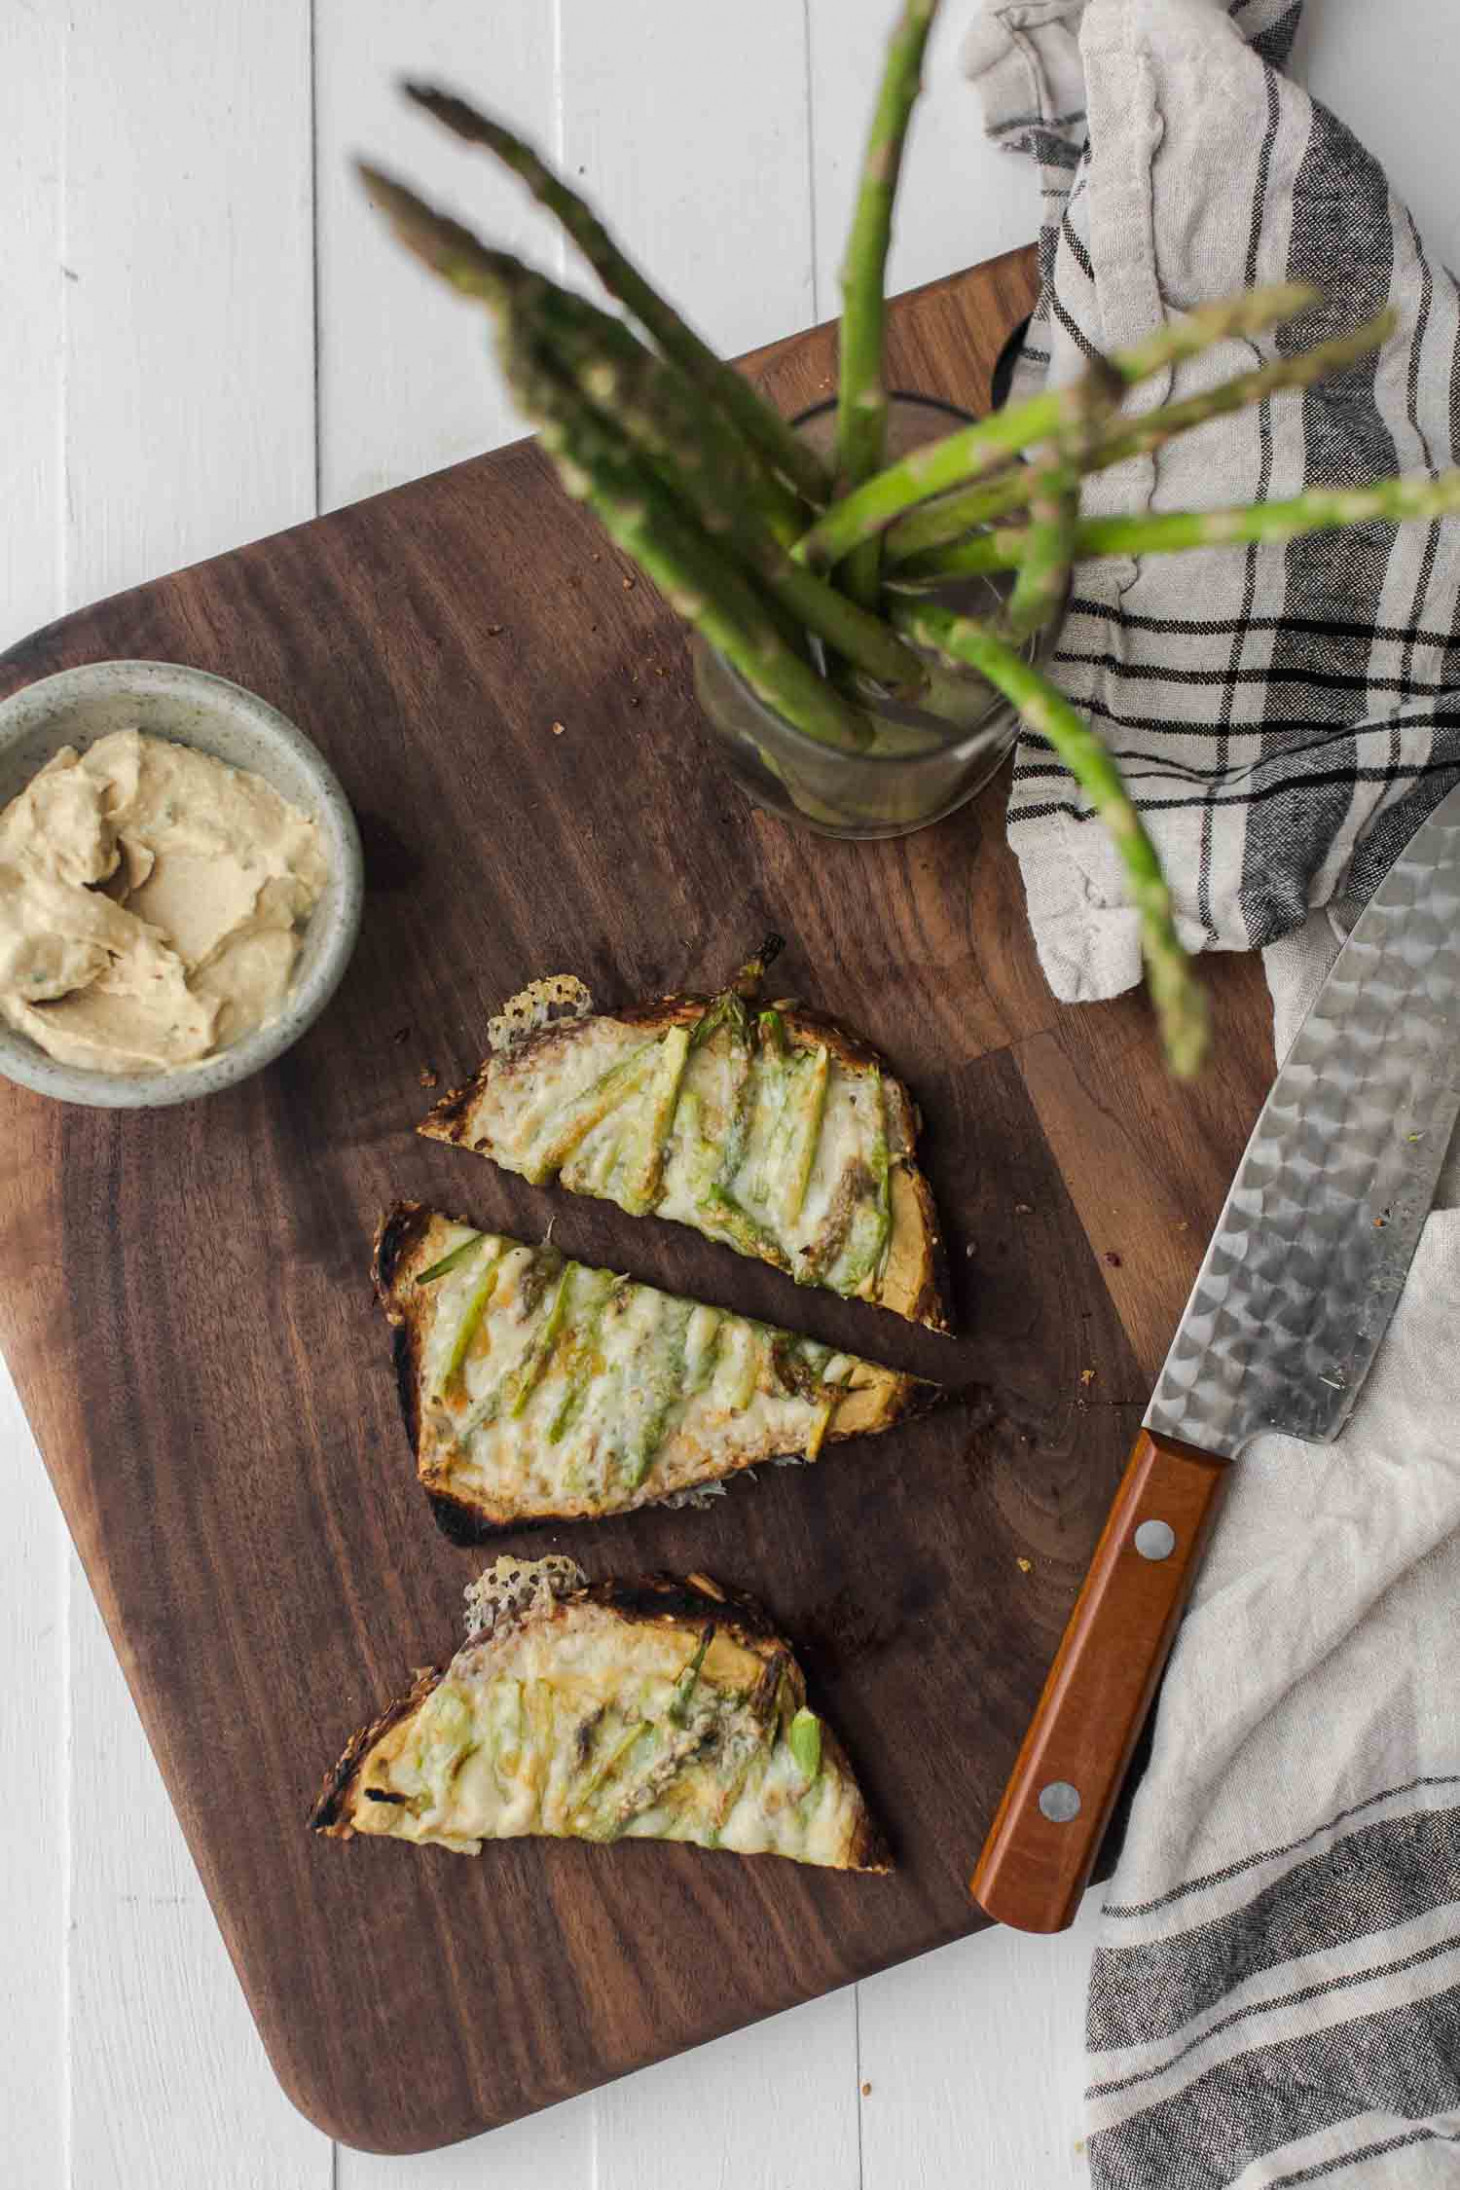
xmin=376 ymin=1201 xmax=932 ymax=1538
xmin=420 ymin=941 xmax=948 ymax=1332
xmin=311 ymin=1558 xmax=888 ymax=1872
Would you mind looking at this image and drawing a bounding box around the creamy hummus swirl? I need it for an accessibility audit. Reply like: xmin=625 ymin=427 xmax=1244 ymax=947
xmin=0 ymin=729 xmax=328 ymax=1074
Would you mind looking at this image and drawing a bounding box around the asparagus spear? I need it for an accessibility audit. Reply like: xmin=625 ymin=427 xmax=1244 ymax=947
xmin=357 ymin=171 xmax=892 ymax=681
xmin=502 ymin=327 xmax=876 ymax=753
xmin=358 ymin=161 xmax=528 ymax=312
xmin=359 ymin=170 xmax=911 ymax=703
xmin=623 ymin=1300 xmax=694 ymax=1490
xmin=794 ymin=283 xmax=1319 ymax=568
xmin=835 ymin=0 xmax=943 ymax=607
xmin=546 ymin=1271 xmax=621 ymax=1445
xmin=417 ymin=1228 xmax=487 ymax=1284
xmin=1004 ymin=357 xmax=1120 ymax=641
xmin=892 ymin=468 xmax=1460 ymax=584
xmin=788 ymin=1707 xmax=824 ymax=1781
xmin=699 ymin=1185 xmax=795 ymax=1273
xmin=884 ymin=309 xmax=1399 ymax=562
xmin=781 ymin=1042 xmax=831 ymax=1226
xmin=401 ymin=82 xmax=830 ymax=504
xmin=531 ymin=1040 xmax=662 ymax=1178
xmin=528 ymin=279 xmax=808 ymax=545
xmin=438 ymin=1244 xmax=505 ymax=1394
xmin=831 ymin=1081 xmax=892 ymax=1294
xmin=507 ymin=1261 xmax=577 ymax=1418
xmin=889 ymin=600 xmax=1208 ymax=1076
xmin=668 ymin=1624 xmax=715 ymax=1726
xmin=617 ymin=1024 xmax=693 ymax=1216
xmin=533 ymin=307 xmax=930 ymax=694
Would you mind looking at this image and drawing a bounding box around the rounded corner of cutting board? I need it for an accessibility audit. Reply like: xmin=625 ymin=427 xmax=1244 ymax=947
xmin=262 ymin=2041 xmax=504 ymax=2159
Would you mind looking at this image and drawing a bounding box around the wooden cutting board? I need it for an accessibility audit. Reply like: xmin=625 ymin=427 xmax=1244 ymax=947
xmin=0 ymin=241 xmax=1275 ymax=2156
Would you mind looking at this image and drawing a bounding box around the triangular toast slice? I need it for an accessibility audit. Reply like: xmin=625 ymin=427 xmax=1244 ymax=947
xmin=311 ymin=1559 xmax=889 ymax=1871
xmin=377 ymin=1201 xmax=932 ymax=1538
xmin=419 ymin=942 xmax=948 ymax=1332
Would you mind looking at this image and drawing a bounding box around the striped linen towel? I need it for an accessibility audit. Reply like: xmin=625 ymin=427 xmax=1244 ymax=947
xmin=965 ymin=4 xmax=1460 ymax=2185
xmin=966 ymin=0 xmax=1460 ymax=1006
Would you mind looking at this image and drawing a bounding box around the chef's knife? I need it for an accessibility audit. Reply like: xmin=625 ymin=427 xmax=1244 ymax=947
xmin=971 ymin=780 xmax=1460 ymax=1934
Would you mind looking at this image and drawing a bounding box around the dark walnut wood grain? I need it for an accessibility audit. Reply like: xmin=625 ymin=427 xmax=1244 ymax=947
xmin=970 ymin=1428 xmax=1232 ymax=1934
xmin=0 ymin=242 xmax=1277 ymax=2154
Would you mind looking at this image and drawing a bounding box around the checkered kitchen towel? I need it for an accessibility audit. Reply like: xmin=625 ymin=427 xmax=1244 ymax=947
xmin=967 ymin=3 xmax=1460 ymax=2185
xmin=967 ymin=0 xmax=1460 ymax=1006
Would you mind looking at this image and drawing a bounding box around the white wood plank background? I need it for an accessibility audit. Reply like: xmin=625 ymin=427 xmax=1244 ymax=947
xmin=0 ymin=2 xmax=1449 ymax=2181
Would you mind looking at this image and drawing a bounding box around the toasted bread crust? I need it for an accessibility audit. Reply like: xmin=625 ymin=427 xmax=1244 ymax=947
xmin=418 ymin=986 xmax=949 ymax=1334
xmin=372 ymin=1200 xmax=934 ymax=1540
xmin=310 ymin=1572 xmax=891 ymax=1871
xmin=888 ymin=1163 xmax=948 ymax=1333
xmin=309 ymin=1660 xmax=444 ymax=1836
xmin=373 ymin=1202 xmax=436 ymax=1472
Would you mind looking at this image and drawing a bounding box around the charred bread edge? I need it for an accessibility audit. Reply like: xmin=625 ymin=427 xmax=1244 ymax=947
xmin=310 ymin=1661 xmax=444 ymax=1835
xmin=310 ymin=1572 xmax=890 ymax=1869
xmin=373 ymin=1200 xmax=437 ymax=1468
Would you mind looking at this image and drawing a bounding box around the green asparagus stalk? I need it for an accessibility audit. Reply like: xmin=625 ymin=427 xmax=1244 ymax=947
xmin=892 ymin=467 xmax=1460 ymax=584
xmin=884 ymin=308 xmax=1398 ymax=563
xmin=361 ymin=164 xmax=881 ymax=737
xmin=533 ymin=305 xmax=930 ymax=693
xmin=503 ymin=329 xmax=875 ymax=752
xmin=439 ymin=1248 xmax=505 ymax=1393
xmin=360 ymin=174 xmax=891 ymax=676
xmin=889 ymin=599 xmax=1207 ymax=1076
xmin=357 ymin=161 xmax=530 ymax=313
xmin=835 ymin=0 xmax=943 ymax=607
xmin=794 ymin=282 xmax=1319 ymax=568
xmin=402 ymin=82 xmax=831 ymax=505
xmin=1004 ymin=357 xmax=1119 ymax=639
xmin=417 ymin=1228 xmax=486 ymax=1284
xmin=527 ymin=280 xmax=808 ymax=546
xmin=507 ymin=1262 xmax=576 ymax=1418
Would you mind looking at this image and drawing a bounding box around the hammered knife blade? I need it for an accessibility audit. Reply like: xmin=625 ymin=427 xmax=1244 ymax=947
xmin=971 ymin=779 xmax=1460 ymax=1934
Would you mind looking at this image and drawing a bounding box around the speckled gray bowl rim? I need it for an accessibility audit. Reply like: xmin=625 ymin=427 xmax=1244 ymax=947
xmin=0 ymin=660 xmax=364 ymax=1108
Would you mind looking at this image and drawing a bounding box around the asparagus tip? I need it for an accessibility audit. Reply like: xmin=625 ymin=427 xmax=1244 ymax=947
xmin=731 ymin=933 xmax=785 ymax=997
xmin=400 ymin=78 xmax=459 ymax=119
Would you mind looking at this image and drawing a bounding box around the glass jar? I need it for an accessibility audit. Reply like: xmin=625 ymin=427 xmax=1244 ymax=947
xmin=690 ymin=394 xmax=1050 ymax=840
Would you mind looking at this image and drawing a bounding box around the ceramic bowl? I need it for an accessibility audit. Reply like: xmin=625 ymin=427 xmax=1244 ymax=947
xmin=0 ymin=660 xmax=363 ymax=1107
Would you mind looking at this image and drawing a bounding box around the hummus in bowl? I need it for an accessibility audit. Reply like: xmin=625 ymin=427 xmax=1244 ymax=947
xmin=0 ymin=662 xmax=363 ymax=1107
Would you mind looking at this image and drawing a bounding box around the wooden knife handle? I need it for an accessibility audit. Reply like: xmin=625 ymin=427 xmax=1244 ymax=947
xmin=969 ymin=1428 xmax=1231 ymax=1934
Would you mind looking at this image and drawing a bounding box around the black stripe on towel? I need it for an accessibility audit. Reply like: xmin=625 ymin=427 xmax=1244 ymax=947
xmin=1087 ymin=1985 xmax=1460 ymax=2190
xmin=1086 ymin=1806 xmax=1460 ymax=2054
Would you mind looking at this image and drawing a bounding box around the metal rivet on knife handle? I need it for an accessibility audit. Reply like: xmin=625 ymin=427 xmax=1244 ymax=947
xmin=1038 ymin=1781 xmax=1082 ymax=1823
xmin=1134 ymin=1519 xmax=1176 ymax=1561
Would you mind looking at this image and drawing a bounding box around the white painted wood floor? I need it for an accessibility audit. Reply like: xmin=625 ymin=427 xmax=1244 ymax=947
xmin=2 ymin=4 xmax=1454 ymax=2183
